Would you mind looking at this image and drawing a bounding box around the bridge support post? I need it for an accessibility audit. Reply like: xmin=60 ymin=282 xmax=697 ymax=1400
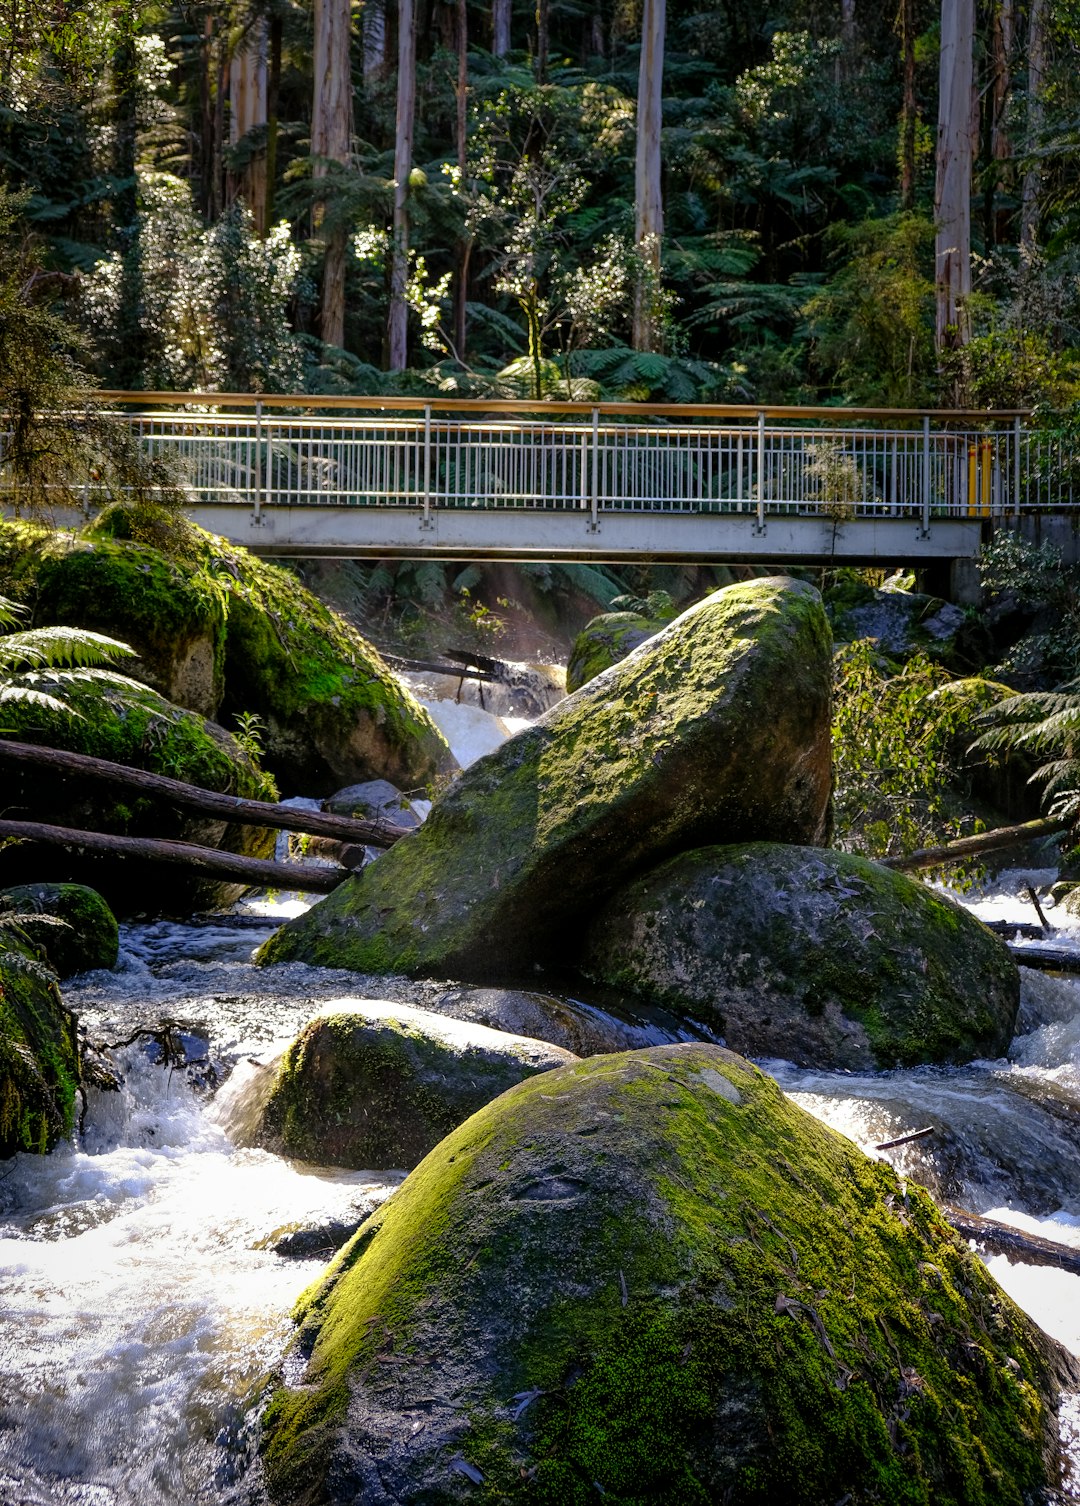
xmin=755 ymin=410 xmax=766 ymax=535
xmin=589 ymin=407 xmax=600 ymax=533
xmin=252 ymin=399 xmax=264 ymax=525
xmin=421 ymin=404 xmax=433 ymax=531
xmin=919 ymin=414 xmax=931 ymax=539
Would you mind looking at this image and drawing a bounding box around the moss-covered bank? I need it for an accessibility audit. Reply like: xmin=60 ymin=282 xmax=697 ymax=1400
xmin=252 ymin=999 xmax=575 ymax=1169
xmin=0 ymin=673 xmax=275 ymax=913
xmin=0 ymin=928 xmax=78 ymax=1157
xmin=258 ymin=577 xmax=834 ymax=978
xmin=262 ymin=1044 xmax=1075 ymax=1505
xmin=583 ymin=844 xmax=1020 ymax=1069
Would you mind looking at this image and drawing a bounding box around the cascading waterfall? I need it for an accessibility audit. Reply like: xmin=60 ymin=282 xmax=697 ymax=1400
xmin=4 ymin=689 xmax=1080 ymax=1503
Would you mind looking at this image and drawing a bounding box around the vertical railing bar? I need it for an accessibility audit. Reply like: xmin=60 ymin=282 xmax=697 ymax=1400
xmin=422 ymin=405 xmax=432 ymax=527
xmin=756 ymin=410 xmax=766 ymax=533
xmin=590 ymin=408 xmax=600 ymax=529
xmin=921 ymin=415 xmax=931 ymax=536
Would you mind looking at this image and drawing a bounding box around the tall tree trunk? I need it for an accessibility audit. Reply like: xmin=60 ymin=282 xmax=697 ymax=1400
xmin=227 ymin=17 xmax=269 ymax=234
xmin=453 ymin=0 xmax=469 ymax=360
xmin=934 ymin=0 xmax=975 ymax=351
xmin=632 ymin=0 xmax=665 ymax=352
xmin=312 ymin=0 xmax=354 ymax=349
xmin=984 ymin=0 xmax=1014 ymax=248
xmin=265 ymin=15 xmax=283 ymax=228
xmin=899 ymin=0 xmax=916 ymax=210
xmin=492 ymin=0 xmax=510 ymax=56
xmin=840 ymin=0 xmax=855 ymax=49
xmin=363 ymin=0 xmax=388 ymax=79
xmin=199 ymin=14 xmax=218 ymax=220
xmin=534 ymin=0 xmax=549 ymax=81
xmin=388 ymin=0 xmax=417 ymax=371
xmin=1021 ymin=0 xmax=1046 ymax=254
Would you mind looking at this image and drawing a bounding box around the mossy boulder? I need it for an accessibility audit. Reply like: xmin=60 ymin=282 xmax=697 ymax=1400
xmin=0 ymin=512 xmax=456 ymax=799
xmin=0 ymin=883 xmax=119 ymax=977
xmin=322 ymin=780 xmax=424 ymax=830
xmin=565 ymin=610 xmax=664 ymax=693
xmin=257 ymin=578 xmax=834 ymax=978
xmin=218 ymin=549 xmax=455 ymax=797
xmin=0 ymin=675 xmax=275 ymax=915
xmin=828 ymin=581 xmax=989 ymax=672
xmin=249 ymin=999 xmax=576 ymax=1169
xmin=262 ymin=1043 xmax=1076 ymax=1505
xmin=0 ymin=517 xmax=228 ymax=719
xmin=583 ymin=844 xmax=1019 ymax=1070
xmin=0 ymin=929 xmax=78 ymax=1157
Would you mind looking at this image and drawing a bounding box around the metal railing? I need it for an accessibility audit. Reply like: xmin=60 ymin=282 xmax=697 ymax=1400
xmin=4 ymin=394 xmax=1076 ymax=531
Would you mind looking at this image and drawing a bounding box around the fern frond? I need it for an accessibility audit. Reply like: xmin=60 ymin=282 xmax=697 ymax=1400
xmin=0 ymin=626 xmax=136 ymax=672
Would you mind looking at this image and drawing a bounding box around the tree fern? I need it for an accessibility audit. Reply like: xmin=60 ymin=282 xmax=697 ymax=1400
xmin=0 ymin=593 xmax=139 ymax=723
xmin=972 ymin=683 xmax=1080 ymax=821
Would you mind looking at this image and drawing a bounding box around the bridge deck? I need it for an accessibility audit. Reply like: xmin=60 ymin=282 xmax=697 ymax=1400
xmin=8 ymin=396 xmax=1074 ymax=562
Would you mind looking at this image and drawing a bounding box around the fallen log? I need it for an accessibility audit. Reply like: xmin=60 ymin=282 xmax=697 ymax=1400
xmin=879 ymin=816 xmax=1068 ymax=873
xmin=0 ymin=739 xmax=412 ymax=848
xmin=945 ymin=1206 xmax=1080 ymax=1277
xmin=0 ymin=818 xmax=347 ymax=894
xmin=1005 ymin=945 xmax=1080 ymax=973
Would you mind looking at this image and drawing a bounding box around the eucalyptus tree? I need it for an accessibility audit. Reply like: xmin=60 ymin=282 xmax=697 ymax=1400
xmin=1021 ymin=0 xmax=1047 ymax=253
xmin=633 ymin=0 xmax=665 ymax=351
xmin=312 ymin=0 xmax=353 ymax=348
xmin=388 ymin=0 xmax=418 ymax=370
xmin=934 ymin=0 xmax=974 ymax=350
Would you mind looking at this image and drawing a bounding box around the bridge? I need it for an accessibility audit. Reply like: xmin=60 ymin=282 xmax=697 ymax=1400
xmin=34 ymin=394 xmax=1080 ymax=564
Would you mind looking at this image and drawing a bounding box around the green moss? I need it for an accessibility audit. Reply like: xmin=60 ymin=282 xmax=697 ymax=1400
xmin=565 ymin=611 xmax=660 ymax=692
xmin=0 ymin=928 xmax=78 ymax=1156
xmin=0 ymin=883 xmax=119 ymax=976
xmin=262 ymin=1047 xmax=1068 ymax=1505
xmin=259 ymin=578 xmax=834 ymax=979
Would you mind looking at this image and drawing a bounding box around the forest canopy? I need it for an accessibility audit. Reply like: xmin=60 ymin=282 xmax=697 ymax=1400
xmin=2 ymin=0 xmax=1078 ymax=407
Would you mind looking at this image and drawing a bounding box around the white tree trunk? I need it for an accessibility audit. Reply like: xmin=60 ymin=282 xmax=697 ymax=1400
xmin=388 ymin=0 xmax=416 ymax=371
xmin=1021 ymin=0 xmax=1046 ymax=254
xmin=934 ymin=0 xmax=975 ymax=350
xmin=228 ymin=18 xmax=269 ymax=233
xmin=632 ymin=0 xmax=664 ymax=352
xmin=363 ymin=0 xmax=387 ymax=82
xmin=312 ymin=0 xmax=353 ymax=349
xmin=492 ymin=0 xmax=510 ymax=57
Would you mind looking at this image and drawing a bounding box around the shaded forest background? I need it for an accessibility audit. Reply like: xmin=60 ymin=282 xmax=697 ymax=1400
xmin=2 ymin=0 xmax=1080 ymax=408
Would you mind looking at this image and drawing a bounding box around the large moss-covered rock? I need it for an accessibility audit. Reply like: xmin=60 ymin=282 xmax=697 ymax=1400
xmin=0 ymin=675 xmax=275 ymax=914
xmin=262 ymin=1043 xmax=1076 ymax=1505
xmin=0 ymin=517 xmax=228 ymax=719
xmin=218 ymin=550 xmax=455 ymax=797
xmin=249 ymin=999 xmax=576 ymax=1169
xmin=0 ymin=883 xmax=119 ymax=977
xmin=0 ymin=512 xmax=456 ymax=799
xmin=582 ymin=844 xmax=1020 ymax=1070
xmin=0 ymin=929 xmax=78 ymax=1157
xmin=258 ymin=577 xmax=834 ymax=978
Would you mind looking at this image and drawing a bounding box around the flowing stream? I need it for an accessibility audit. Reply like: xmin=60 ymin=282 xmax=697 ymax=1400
xmin=4 ymin=693 xmax=1080 ymax=1503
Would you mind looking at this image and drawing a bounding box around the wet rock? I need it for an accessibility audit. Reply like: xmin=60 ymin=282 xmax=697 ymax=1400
xmin=429 ymin=984 xmax=707 ymax=1056
xmin=249 ymin=998 xmax=577 ymax=1169
xmin=0 ymin=884 xmax=119 ymax=977
xmin=322 ymin=779 xmax=424 ymax=829
xmin=258 ymin=577 xmax=833 ymax=978
xmin=582 ymin=844 xmax=1020 ymax=1069
xmin=262 ymin=1044 xmax=1077 ymax=1506
xmin=0 ymin=929 xmax=78 ymax=1157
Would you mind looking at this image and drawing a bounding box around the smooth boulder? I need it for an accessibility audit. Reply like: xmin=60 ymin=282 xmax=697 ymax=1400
xmin=583 ymin=844 xmax=1020 ymax=1069
xmin=258 ymin=577 xmax=833 ymax=977
xmin=247 ymin=999 xmax=576 ymax=1168
xmin=262 ymin=1044 xmax=1076 ymax=1505
xmin=0 ymin=884 xmax=119 ymax=977
xmin=565 ymin=609 xmax=665 ymax=692
xmin=0 ymin=929 xmax=79 ymax=1157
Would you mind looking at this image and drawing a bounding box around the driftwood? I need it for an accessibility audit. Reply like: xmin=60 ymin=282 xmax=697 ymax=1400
xmin=0 ymin=739 xmax=412 ymax=848
xmin=946 ymin=1206 xmax=1080 ymax=1277
xmin=0 ymin=818 xmax=347 ymax=894
xmin=879 ymin=817 xmax=1068 ymax=873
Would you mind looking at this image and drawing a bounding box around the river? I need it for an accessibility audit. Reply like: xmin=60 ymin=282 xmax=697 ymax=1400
xmin=2 ymin=692 xmax=1080 ymax=1504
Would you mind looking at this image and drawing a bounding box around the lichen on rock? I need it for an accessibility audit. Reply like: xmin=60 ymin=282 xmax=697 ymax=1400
xmin=257 ymin=577 xmax=834 ymax=978
xmin=582 ymin=843 xmax=1020 ymax=1069
xmin=261 ymin=1043 xmax=1076 ymax=1505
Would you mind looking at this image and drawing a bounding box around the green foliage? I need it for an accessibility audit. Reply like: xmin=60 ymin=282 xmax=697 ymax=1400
xmin=831 ymin=640 xmax=979 ymax=859
xmin=972 ymin=684 xmax=1080 ymax=823
xmin=0 ymin=590 xmax=139 ymax=726
xmin=978 ymin=530 xmax=1080 ymax=683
